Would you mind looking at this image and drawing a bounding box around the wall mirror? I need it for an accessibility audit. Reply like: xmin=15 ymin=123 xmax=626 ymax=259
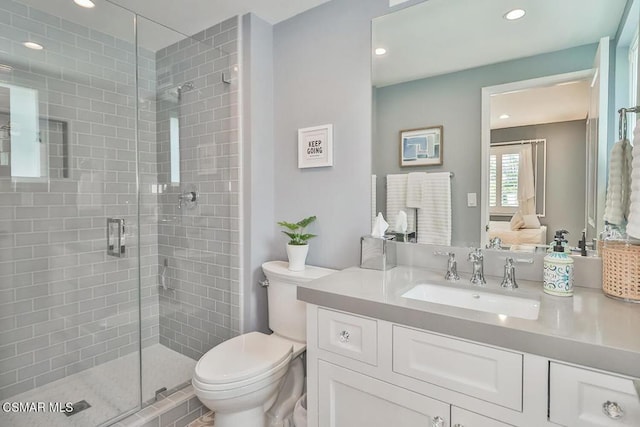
xmin=372 ymin=0 xmax=639 ymax=250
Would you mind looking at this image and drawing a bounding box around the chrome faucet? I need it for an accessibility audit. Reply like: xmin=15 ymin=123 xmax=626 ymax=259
xmin=500 ymin=257 xmax=518 ymax=289
xmin=500 ymin=256 xmax=533 ymax=289
xmin=434 ymin=251 xmax=460 ymax=281
xmin=467 ymin=248 xmax=486 ymax=286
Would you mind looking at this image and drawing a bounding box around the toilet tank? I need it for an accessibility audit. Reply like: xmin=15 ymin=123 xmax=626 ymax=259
xmin=262 ymin=261 xmax=335 ymax=342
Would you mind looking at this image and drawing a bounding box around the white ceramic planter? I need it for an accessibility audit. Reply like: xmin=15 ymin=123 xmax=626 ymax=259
xmin=286 ymin=244 xmax=309 ymax=271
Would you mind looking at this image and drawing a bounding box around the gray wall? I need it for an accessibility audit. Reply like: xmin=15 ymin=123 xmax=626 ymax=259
xmin=155 ymin=17 xmax=241 ymax=360
xmin=242 ymin=13 xmax=275 ymax=334
xmin=373 ymin=44 xmax=598 ymax=246
xmin=272 ymin=0 xmax=404 ymax=270
xmin=491 ymin=120 xmax=587 ymax=244
xmin=0 ymin=0 xmax=158 ymax=399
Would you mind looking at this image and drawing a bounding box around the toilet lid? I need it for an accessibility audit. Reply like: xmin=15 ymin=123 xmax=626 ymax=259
xmin=194 ymin=332 xmax=293 ymax=385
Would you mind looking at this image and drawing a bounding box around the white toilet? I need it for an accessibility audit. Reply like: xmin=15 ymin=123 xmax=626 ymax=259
xmin=193 ymin=261 xmax=335 ymax=427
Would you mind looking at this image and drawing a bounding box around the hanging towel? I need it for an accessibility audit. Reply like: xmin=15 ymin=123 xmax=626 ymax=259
xmin=386 ymin=174 xmax=416 ymax=232
xmin=406 ymin=172 xmax=428 ymax=208
xmin=517 ymin=144 xmax=536 ymax=215
xmin=417 ymin=172 xmax=451 ymax=245
xmin=604 ymin=138 xmax=633 ymax=226
xmin=626 ymin=120 xmax=640 ymax=238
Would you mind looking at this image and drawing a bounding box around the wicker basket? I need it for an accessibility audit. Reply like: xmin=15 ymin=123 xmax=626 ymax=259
xmin=601 ymin=241 xmax=640 ymax=302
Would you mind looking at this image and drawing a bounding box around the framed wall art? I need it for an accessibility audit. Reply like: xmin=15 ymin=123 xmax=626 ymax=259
xmin=298 ymin=124 xmax=333 ymax=168
xmin=400 ymin=126 xmax=443 ymax=167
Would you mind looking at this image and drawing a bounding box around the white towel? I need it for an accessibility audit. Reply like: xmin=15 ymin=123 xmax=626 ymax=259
xmin=627 ymin=120 xmax=640 ymax=238
xmin=603 ymin=139 xmax=633 ymax=225
xmin=386 ymin=174 xmax=416 ymax=232
xmin=406 ymin=172 xmax=428 ymax=208
xmin=417 ymin=172 xmax=451 ymax=245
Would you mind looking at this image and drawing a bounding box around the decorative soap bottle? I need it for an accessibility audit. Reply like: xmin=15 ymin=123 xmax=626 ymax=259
xmin=543 ymin=230 xmax=574 ymax=296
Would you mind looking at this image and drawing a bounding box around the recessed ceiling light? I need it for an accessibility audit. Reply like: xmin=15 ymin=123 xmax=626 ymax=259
xmin=0 ymin=64 xmax=12 ymax=72
xmin=73 ymin=0 xmax=95 ymax=8
xmin=23 ymin=41 xmax=44 ymax=50
xmin=499 ymin=114 xmax=510 ymax=119
xmin=375 ymin=48 xmax=387 ymax=56
xmin=504 ymin=9 xmax=526 ymax=21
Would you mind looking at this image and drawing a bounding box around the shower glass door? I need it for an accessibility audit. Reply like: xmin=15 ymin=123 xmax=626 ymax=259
xmin=136 ymin=14 xmax=242 ymax=406
xmin=0 ymin=1 xmax=241 ymax=425
xmin=0 ymin=0 xmax=141 ymax=425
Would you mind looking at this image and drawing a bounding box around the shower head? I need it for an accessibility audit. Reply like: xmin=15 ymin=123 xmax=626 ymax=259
xmin=177 ymin=82 xmax=194 ymax=94
xmin=157 ymin=82 xmax=196 ymax=102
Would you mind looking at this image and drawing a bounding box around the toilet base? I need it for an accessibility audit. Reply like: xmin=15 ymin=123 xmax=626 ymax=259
xmin=266 ymin=356 xmax=305 ymax=427
xmin=214 ymin=406 xmax=264 ymax=427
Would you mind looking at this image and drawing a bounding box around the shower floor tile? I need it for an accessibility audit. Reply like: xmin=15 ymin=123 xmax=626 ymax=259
xmin=1 ymin=344 xmax=196 ymax=427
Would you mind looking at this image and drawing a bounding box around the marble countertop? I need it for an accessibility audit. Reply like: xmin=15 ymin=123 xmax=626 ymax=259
xmin=297 ymin=266 xmax=640 ymax=378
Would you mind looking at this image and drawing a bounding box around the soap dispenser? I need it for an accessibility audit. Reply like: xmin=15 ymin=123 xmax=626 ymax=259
xmin=543 ymin=230 xmax=574 ymax=296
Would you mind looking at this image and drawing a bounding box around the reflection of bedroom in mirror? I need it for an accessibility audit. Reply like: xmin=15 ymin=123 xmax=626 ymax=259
xmin=484 ymin=71 xmax=591 ymax=251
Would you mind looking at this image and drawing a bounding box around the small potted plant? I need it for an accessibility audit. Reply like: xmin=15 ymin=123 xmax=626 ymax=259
xmin=278 ymin=215 xmax=317 ymax=271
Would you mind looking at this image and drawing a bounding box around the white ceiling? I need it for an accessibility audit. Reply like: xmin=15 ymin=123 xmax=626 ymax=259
xmin=490 ymin=80 xmax=591 ymax=129
xmin=17 ymin=0 xmax=331 ymax=51
xmin=372 ymin=0 xmax=628 ymax=88
xmin=107 ymin=0 xmax=331 ymax=35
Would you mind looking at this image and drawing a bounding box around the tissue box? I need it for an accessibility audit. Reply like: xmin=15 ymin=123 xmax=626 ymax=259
xmin=360 ymin=236 xmax=397 ymax=270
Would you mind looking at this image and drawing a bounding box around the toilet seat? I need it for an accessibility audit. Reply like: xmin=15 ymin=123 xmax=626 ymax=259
xmin=194 ymin=332 xmax=293 ymax=391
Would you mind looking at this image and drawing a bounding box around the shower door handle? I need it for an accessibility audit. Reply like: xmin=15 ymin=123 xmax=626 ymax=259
xmin=107 ymin=218 xmax=125 ymax=257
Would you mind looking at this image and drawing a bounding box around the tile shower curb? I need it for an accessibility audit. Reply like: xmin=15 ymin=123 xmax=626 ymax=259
xmin=112 ymin=385 xmax=208 ymax=427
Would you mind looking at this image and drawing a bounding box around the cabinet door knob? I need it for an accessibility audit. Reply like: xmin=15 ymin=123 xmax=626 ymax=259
xmin=338 ymin=330 xmax=350 ymax=343
xmin=432 ymin=416 xmax=445 ymax=427
xmin=602 ymin=401 xmax=624 ymax=419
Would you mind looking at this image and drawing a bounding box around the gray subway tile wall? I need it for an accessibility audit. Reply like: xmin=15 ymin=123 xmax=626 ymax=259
xmin=155 ymin=16 xmax=241 ymax=361
xmin=0 ymin=0 xmax=159 ymax=399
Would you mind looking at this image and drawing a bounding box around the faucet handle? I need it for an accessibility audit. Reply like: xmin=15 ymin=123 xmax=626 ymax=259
xmin=434 ymin=251 xmax=455 ymax=258
xmin=503 ymin=256 xmax=534 ymax=265
xmin=501 ymin=257 xmax=518 ymax=289
xmin=468 ymin=247 xmax=483 ymax=260
xmin=433 ymin=251 xmax=459 ymax=281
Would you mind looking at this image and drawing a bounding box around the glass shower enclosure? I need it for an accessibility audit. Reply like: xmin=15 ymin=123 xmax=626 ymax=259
xmin=0 ymin=0 xmax=241 ymax=425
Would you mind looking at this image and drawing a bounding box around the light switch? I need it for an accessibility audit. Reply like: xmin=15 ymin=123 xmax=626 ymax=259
xmin=467 ymin=193 xmax=477 ymax=207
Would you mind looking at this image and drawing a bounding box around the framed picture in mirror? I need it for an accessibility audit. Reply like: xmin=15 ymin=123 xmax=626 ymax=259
xmin=400 ymin=126 xmax=443 ymax=167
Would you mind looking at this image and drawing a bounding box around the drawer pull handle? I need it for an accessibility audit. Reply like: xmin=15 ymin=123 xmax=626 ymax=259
xmin=432 ymin=416 xmax=445 ymax=427
xmin=602 ymin=401 xmax=624 ymax=419
xmin=453 ymin=425 xmax=464 ymax=427
xmin=338 ymin=330 xmax=350 ymax=343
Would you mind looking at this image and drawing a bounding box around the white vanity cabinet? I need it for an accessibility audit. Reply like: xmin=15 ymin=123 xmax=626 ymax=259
xmin=451 ymin=407 xmax=514 ymax=427
xmin=306 ymin=305 xmax=640 ymax=427
xmin=549 ymin=362 xmax=640 ymax=426
xmin=318 ymin=360 xmax=449 ymax=426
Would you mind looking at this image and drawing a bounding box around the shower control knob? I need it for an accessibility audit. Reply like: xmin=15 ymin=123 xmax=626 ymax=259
xmin=338 ymin=330 xmax=350 ymax=343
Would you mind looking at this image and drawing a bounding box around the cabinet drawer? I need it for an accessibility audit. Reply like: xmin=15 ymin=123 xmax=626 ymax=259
xmin=318 ymin=308 xmax=377 ymax=366
xmin=318 ymin=360 xmax=450 ymax=427
xmin=549 ymin=362 xmax=640 ymax=426
xmin=392 ymin=326 xmax=523 ymax=411
xmin=452 ymin=407 xmax=514 ymax=427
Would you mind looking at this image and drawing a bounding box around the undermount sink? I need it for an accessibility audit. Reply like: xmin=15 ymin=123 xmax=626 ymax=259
xmin=402 ymin=283 xmax=540 ymax=320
